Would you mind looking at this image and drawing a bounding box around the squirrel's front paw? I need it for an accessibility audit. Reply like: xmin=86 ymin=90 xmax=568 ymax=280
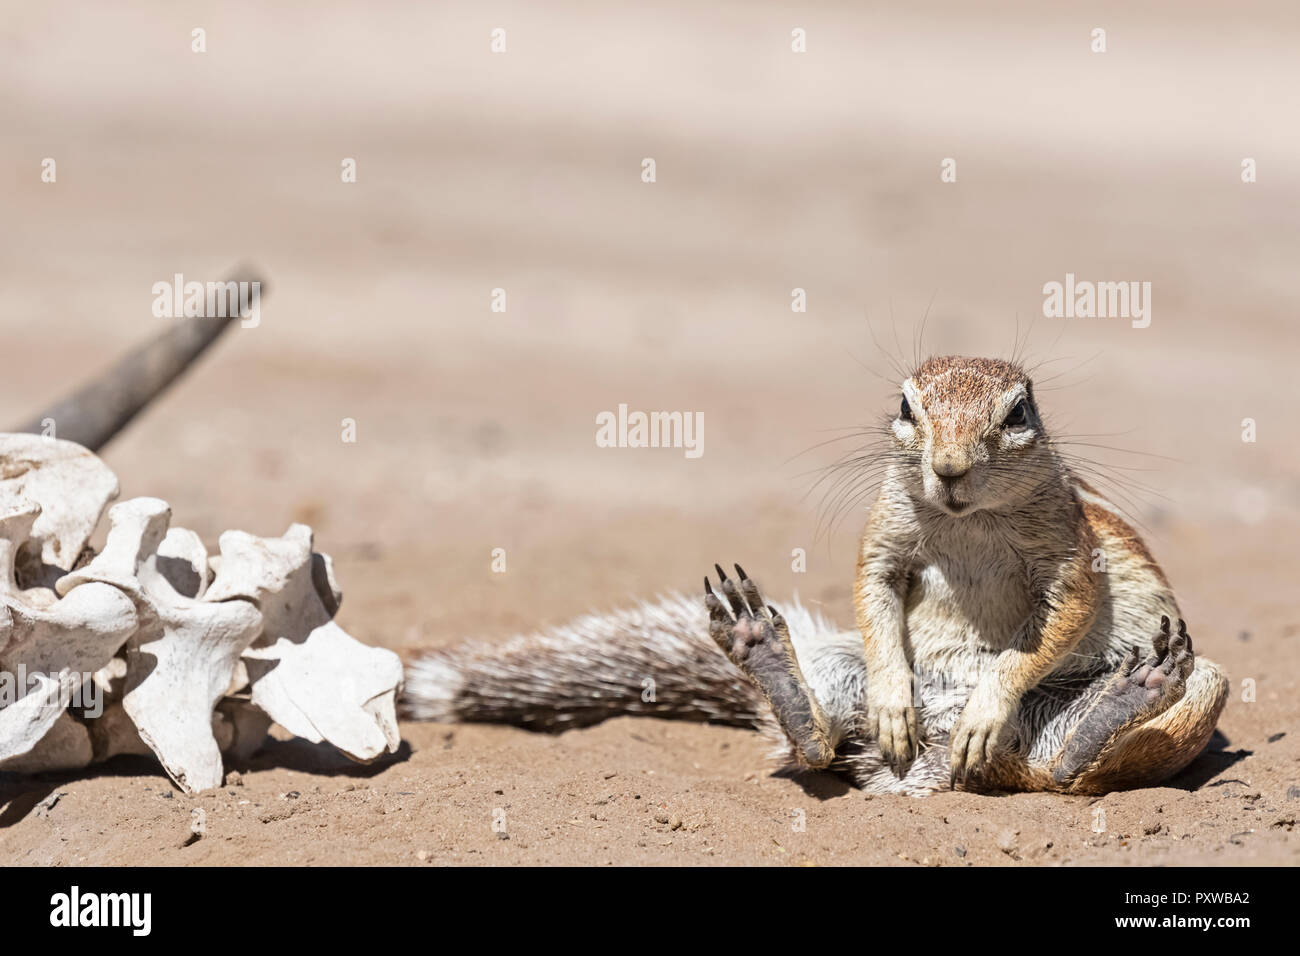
xmin=949 ymin=691 xmax=1017 ymax=785
xmin=867 ymin=674 xmax=919 ymax=775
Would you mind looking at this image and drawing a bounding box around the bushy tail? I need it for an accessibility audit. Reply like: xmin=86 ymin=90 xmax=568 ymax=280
xmin=402 ymin=593 xmax=808 ymax=732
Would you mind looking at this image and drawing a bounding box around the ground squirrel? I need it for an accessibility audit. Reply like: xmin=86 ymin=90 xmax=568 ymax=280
xmin=405 ymin=356 xmax=1229 ymax=795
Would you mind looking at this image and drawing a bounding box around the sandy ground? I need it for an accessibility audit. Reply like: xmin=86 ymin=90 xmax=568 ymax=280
xmin=1 ymin=1 xmax=1298 ymax=865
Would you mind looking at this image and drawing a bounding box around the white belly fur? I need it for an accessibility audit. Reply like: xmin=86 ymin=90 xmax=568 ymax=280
xmin=899 ymin=492 xmax=1178 ymax=687
xmin=904 ymin=549 xmax=1033 ymax=686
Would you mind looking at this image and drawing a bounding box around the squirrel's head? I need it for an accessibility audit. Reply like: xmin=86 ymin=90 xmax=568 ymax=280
xmin=891 ymin=356 xmax=1049 ymax=516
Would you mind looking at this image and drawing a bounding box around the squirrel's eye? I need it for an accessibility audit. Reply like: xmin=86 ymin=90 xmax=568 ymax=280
xmin=1004 ymin=399 xmax=1029 ymax=428
xmin=899 ymin=397 xmax=913 ymax=422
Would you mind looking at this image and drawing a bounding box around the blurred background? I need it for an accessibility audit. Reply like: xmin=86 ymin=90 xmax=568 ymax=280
xmin=2 ymin=0 xmax=1297 ymax=689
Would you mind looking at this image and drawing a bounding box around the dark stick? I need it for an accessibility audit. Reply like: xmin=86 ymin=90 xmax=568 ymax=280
xmin=9 ymin=267 xmax=268 ymax=452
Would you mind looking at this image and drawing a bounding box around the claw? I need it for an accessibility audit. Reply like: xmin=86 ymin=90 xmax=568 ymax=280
xmin=1153 ymin=624 xmax=1170 ymax=658
xmin=714 ymin=563 xmax=729 ymax=582
xmin=734 ymin=563 xmax=748 ymax=580
xmin=717 ymin=566 xmax=749 ymax=618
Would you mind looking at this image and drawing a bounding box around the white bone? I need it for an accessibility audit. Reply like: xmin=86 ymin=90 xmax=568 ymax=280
xmin=156 ymin=527 xmax=210 ymax=599
xmin=215 ymin=698 xmax=272 ymax=762
xmin=0 ymin=434 xmax=119 ymax=571
xmin=0 ymin=499 xmax=137 ymax=763
xmin=61 ymin=499 xmax=263 ymax=793
xmin=86 ymin=701 xmax=154 ymax=761
xmin=0 ymin=710 xmax=92 ymax=772
xmin=92 ymin=656 xmax=127 ymax=696
xmin=208 ymin=525 xmax=402 ymax=762
xmin=0 ymin=437 xmax=404 ymax=789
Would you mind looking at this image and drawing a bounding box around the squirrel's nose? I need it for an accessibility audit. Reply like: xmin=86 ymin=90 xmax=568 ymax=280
xmin=932 ymin=449 xmax=971 ymax=481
